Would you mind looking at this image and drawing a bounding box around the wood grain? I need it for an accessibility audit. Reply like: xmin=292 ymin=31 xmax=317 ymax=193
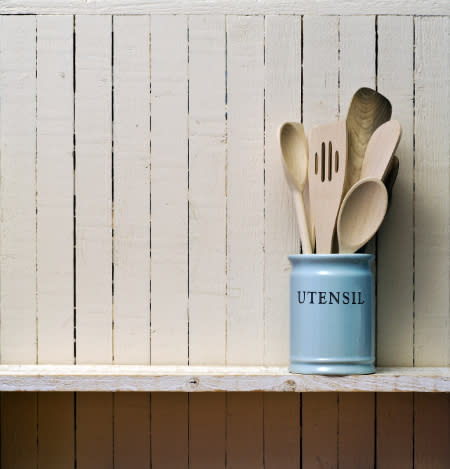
xmin=377 ymin=15 xmax=414 ymax=366
xmin=150 ymin=15 xmax=189 ymax=365
xmin=188 ymin=15 xmax=226 ymax=365
xmin=114 ymin=393 xmax=151 ymax=468
xmin=414 ymin=393 xmax=450 ymax=468
xmin=414 ymin=16 xmax=450 ymax=366
xmin=1 ymin=0 xmax=449 ymax=15
xmin=151 ymin=393 xmax=188 ymax=469
xmin=37 ymin=393 xmax=74 ymax=469
xmin=76 ymin=393 xmax=113 ymax=469
xmin=75 ymin=15 xmax=112 ymax=364
xmin=264 ymin=15 xmax=301 ymax=364
xmin=0 ymin=15 xmax=37 ymax=364
xmin=113 ymin=15 xmax=151 ymax=364
xmin=226 ymin=15 xmax=265 ymax=365
xmin=36 ymin=15 xmax=74 ymax=365
xmin=376 ymin=393 xmax=413 ymax=469
xmin=189 ymin=393 xmax=226 ymax=469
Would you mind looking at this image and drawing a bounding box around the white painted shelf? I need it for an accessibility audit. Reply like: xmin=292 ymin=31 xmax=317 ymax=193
xmin=0 ymin=365 xmax=448 ymax=392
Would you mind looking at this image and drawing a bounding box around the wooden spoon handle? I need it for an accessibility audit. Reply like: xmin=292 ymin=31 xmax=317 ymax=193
xmin=293 ymin=189 xmax=312 ymax=254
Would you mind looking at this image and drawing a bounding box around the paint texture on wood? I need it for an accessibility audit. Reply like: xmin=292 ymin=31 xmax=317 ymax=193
xmin=113 ymin=15 xmax=151 ymax=364
xmin=0 ymin=15 xmax=37 ymax=364
xmin=75 ymin=15 xmax=113 ymax=364
xmin=226 ymin=15 xmax=265 ymax=365
xmin=150 ymin=15 xmax=189 ymax=365
xmin=414 ymin=16 xmax=450 ymax=366
xmin=264 ymin=15 xmax=301 ymax=366
xmin=377 ymin=16 xmax=414 ymax=366
xmin=36 ymin=15 xmax=74 ymax=365
xmin=188 ymin=15 xmax=227 ymax=365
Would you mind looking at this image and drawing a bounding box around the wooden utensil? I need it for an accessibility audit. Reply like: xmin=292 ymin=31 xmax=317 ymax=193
xmin=308 ymin=120 xmax=347 ymax=254
xmin=337 ymin=177 xmax=388 ymax=254
xmin=279 ymin=122 xmax=312 ymax=254
xmin=360 ymin=120 xmax=401 ymax=180
xmin=346 ymin=87 xmax=392 ymax=191
xmin=384 ymin=155 xmax=400 ymax=206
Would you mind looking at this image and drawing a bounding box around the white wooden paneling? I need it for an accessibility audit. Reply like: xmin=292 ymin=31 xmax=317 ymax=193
xmin=414 ymin=17 xmax=450 ymax=367
xmin=114 ymin=393 xmax=151 ymax=468
xmin=189 ymin=393 xmax=226 ymax=469
xmin=76 ymin=393 xmax=113 ymax=469
xmin=302 ymin=16 xmax=339 ymax=469
xmin=1 ymin=0 xmax=450 ymax=15
xmin=188 ymin=15 xmax=226 ymax=365
xmin=377 ymin=16 xmax=414 ymax=366
xmin=150 ymin=15 xmax=189 ymax=365
xmin=36 ymin=15 xmax=74 ymax=365
xmin=376 ymin=393 xmax=413 ymax=469
xmin=226 ymin=15 xmax=265 ymax=365
xmin=113 ymin=15 xmax=151 ymax=364
xmin=0 ymin=15 xmax=37 ymax=364
xmin=75 ymin=15 xmax=112 ymax=364
xmin=1 ymin=393 xmax=37 ymax=468
xmin=151 ymin=393 xmax=188 ymax=468
xmin=37 ymin=393 xmax=74 ymax=469
xmin=338 ymin=16 xmax=376 ymax=463
xmin=264 ymin=15 xmax=301 ymax=366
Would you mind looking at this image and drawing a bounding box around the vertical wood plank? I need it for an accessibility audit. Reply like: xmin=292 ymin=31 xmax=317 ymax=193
xmin=263 ymin=393 xmax=300 ymax=469
xmin=150 ymin=15 xmax=188 ymax=365
xmin=264 ymin=15 xmax=301 ymax=366
xmin=114 ymin=393 xmax=151 ymax=469
xmin=37 ymin=393 xmax=74 ymax=469
xmin=338 ymin=16 xmax=376 ymax=469
xmin=339 ymin=393 xmax=374 ymax=468
xmin=36 ymin=15 xmax=74 ymax=365
xmin=377 ymin=16 xmax=414 ymax=367
xmin=376 ymin=393 xmax=413 ymax=469
xmin=414 ymin=393 xmax=450 ymax=468
xmin=113 ymin=15 xmax=151 ymax=365
xmin=302 ymin=393 xmax=338 ymax=469
xmin=302 ymin=17 xmax=339 ymax=469
xmin=1 ymin=393 xmax=37 ymax=468
xmin=189 ymin=393 xmax=226 ymax=469
xmin=75 ymin=15 xmax=112 ymax=364
xmin=226 ymin=15 xmax=265 ymax=366
xmin=227 ymin=393 xmax=263 ymax=469
xmin=414 ymin=16 xmax=450 ymax=366
xmin=151 ymin=393 xmax=188 ymax=469
xmin=76 ymin=393 xmax=113 ymax=469
xmin=0 ymin=15 xmax=37 ymax=364
xmin=188 ymin=15 xmax=226 ymax=366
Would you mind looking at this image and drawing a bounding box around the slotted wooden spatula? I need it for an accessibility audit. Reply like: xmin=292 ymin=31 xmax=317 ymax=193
xmin=308 ymin=121 xmax=348 ymax=253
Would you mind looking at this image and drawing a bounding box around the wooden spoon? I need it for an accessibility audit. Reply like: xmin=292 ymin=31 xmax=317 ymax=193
xmin=308 ymin=120 xmax=347 ymax=254
xmin=337 ymin=177 xmax=388 ymax=254
xmin=346 ymin=87 xmax=392 ymax=191
xmin=384 ymin=155 xmax=399 ymax=203
xmin=360 ymin=120 xmax=401 ymax=180
xmin=278 ymin=122 xmax=312 ymax=254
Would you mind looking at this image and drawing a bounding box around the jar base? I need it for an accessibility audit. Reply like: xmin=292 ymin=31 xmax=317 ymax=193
xmin=289 ymin=362 xmax=375 ymax=375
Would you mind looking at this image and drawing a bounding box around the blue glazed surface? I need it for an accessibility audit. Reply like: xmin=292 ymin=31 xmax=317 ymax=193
xmin=288 ymin=254 xmax=375 ymax=375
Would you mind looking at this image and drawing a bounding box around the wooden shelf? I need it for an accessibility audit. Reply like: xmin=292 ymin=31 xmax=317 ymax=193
xmin=0 ymin=365 xmax=448 ymax=392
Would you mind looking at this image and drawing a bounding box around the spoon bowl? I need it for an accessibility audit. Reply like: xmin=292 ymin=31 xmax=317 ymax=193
xmin=279 ymin=122 xmax=312 ymax=254
xmin=337 ymin=177 xmax=388 ymax=254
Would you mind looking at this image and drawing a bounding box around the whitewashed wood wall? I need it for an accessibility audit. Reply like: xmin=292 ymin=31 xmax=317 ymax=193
xmin=0 ymin=6 xmax=449 ymax=468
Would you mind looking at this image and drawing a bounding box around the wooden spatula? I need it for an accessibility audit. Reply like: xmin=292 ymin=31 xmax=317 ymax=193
xmin=308 ymin=121 xmax=348 ymax=253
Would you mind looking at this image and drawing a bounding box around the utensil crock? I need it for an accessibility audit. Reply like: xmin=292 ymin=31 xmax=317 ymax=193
xmin=288 ymin=254 xmax=375 ymax=375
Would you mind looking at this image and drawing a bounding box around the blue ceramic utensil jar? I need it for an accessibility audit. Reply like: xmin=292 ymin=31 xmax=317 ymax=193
xmin=288 ymin=254 xmax=375 ymax=375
